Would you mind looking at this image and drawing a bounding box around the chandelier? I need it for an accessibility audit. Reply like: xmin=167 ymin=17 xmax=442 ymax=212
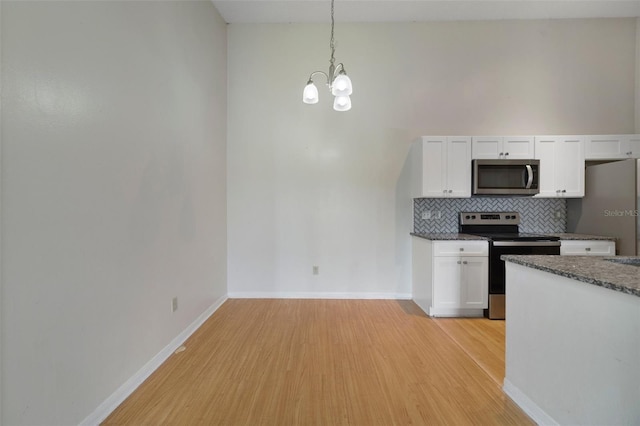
xmin=302 ymin=0 xmax=353 ymax=112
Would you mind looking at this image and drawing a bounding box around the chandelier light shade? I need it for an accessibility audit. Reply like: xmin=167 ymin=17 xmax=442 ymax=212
xmin=333 ymin=95 xmax=351 ymax=112
xmin=303 ymin=81 xmax=319 ymax=104
xmin=331 ymin=72 xmax=352 ymax=97
xmin=302 ymin=0 xmax=353 ymax=112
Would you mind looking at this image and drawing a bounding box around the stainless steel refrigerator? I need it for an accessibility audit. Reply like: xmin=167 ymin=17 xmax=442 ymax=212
xmin=566 ymin=158 xmax=640 ymax=256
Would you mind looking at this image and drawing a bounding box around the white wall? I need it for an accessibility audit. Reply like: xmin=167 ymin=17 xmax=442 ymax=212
xmin=0 ymin=1 xmax=227 ymax=424
xmin=227 ymin=18 xmax=636 ymax=298
xmin=0 ymin=2 xmax=3 ymax=422
xmin=636 ymin=17 xmax=640 ymax=132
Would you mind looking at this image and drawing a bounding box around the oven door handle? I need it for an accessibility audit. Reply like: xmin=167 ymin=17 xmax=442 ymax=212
xmin=525 ymin=164 xmax=534 ymax=189
xmin=493 ymin=241 xmax=560 ymax=247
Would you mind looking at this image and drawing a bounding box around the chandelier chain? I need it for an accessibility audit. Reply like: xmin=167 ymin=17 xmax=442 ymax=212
xmin=329 ymin=0 xmax=336 ymax=73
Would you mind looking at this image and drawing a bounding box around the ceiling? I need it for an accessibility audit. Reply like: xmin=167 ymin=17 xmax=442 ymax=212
xmin=212 ymin=0 xmax=640 ymax=24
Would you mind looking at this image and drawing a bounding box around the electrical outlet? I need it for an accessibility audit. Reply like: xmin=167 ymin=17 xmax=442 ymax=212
xmin=554 ymin=209 xmax=563 ymax=220
xmin=421 ymin=211 xmax=431 ymax=220
xmin=313 ymin=266 xmax=319 ymax=275
xmin=434 ymin=211 xmax=442 ymax=219
xmin=171 ymin=297 xmax=178 ymax=313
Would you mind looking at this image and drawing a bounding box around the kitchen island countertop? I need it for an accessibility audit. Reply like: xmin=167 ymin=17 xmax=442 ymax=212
xmin=503 ymin=255 xmax=639 ymax=425
xmin=502 ymin=255 xmax=640 ymax=297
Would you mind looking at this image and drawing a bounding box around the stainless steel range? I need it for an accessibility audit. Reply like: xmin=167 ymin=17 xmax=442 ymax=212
xmin=459 ymin=212 xmax=560 ymax=319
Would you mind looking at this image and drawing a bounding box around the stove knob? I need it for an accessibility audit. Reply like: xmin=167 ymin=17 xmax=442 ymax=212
xmin=465 ymin=215 xmax=471 ymax=219
xmin=472 ymin=215 xmax=476 ymax=219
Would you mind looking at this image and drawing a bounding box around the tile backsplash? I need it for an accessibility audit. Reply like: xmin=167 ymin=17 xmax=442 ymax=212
xmin=414 ymin=198 xmax=567 ymax=234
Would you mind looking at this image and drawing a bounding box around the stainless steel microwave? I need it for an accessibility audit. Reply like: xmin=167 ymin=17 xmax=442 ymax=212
xmin=472 ymin=159 xmax=540 ymax=195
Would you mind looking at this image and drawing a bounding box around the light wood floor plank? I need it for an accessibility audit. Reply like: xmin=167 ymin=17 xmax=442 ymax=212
xmin=102 ymin=299 xmax=532 ymax=425
xmin=432 ymin=317 xmax=506 ymax=386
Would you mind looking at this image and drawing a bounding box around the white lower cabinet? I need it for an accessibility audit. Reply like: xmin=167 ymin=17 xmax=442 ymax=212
xmin=560 ymin=240 xmax=616 ymax=256
xmin=433 ymin=256 xmax=488 ymax=310
xmin=412 ymin=238 xmax=488 ymax=317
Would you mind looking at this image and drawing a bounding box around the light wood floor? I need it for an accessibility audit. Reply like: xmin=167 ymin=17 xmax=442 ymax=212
xmin=431 ymin=317 xmax=507 ymax=386
xmin=103 ymin=299 xmax=532 ymax=425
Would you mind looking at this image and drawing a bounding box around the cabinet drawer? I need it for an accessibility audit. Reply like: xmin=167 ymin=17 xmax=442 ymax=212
xmin=560 ymin=240 xmax=615 ymax=256
xmin=433 ymin=241 xmax=488 ymax=256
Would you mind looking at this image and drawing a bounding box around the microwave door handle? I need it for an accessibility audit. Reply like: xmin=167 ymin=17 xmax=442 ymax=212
xmin=525 ymin=164 xmax=534 ymax=189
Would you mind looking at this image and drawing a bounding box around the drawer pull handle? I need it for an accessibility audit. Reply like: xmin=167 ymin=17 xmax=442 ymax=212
xmin=459 ymin=248 xmax=464 ymax=251
xmin=457 ymin=260 xmax=461 ymax=264
xmin=462 ymin=261 xmax=468 ymax=265
xmin=585 ymin=247 xmax=591 ymax=251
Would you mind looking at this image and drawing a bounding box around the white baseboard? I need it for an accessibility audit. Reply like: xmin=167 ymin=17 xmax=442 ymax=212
xmin=503 ymin=378 xmax=558 ymax=426
xmin=80 ymin=294 xmax=228 ymax=426
xmin=428 ymin=307 xmax=484 ymax=317
xmin=227 ymin=291 xmax=412 ymax=300
xmin=410 ymin=299 xmax=484 ymax=318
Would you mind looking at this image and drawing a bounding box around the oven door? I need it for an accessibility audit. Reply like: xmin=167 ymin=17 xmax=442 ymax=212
xmin=473 ymin=159 xmax=540 ymax=195
xmin=488 ymin=240 xmax=560 ymax=319
xmin=490 ymin=241 xmax=560 ymax=294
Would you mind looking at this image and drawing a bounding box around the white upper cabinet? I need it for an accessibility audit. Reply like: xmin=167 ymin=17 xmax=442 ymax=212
xmin=446 ymin=137 xmax=472 ymax=197
xmin=472 ymin=136 xmax=534 ymax=159
xmin=411 ymin=136 xmax=471 ymax=198
xmin=629 ymin=135 xmax=640 ymax=157
xmin=535 ymin=135 xmax=585 ymax=198
xmin=585 ymin=135 xmax=640 ymax=160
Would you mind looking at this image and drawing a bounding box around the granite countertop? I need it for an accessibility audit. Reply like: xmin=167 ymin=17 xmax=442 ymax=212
xmin=410 ymin=233 xmax=489 ymax=241
xmin=502 ymin=255 xmax=640 ymax=297
xmin=547 ymin=233 xmax=616 ymax=241
xmin=411 ymin=232 xmax=614 ymax=241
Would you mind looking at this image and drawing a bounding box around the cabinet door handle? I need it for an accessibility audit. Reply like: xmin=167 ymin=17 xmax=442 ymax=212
xmin=459 ymin=248 xmax=464 ymax=251
xmin=448 ymin=189 xmax=453 ymax=193
xmin=504 ymin=152 xmax=509 ymax=156
xmin=457 ymin=260 xmax=461 ymax=264
xmin=585 ymin=247 xmax=591 ymax=251
xmin=499 ymin=152 xmax=504 ymax=157
xmin=562 ymin=189 xmax=566 ymax=193
xmin=462 ymin=261 xmax=468 ymax=264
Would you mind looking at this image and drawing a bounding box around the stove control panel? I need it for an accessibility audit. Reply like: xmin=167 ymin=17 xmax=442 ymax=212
xmin=459 ymin=211 xmax=521 ymax=225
